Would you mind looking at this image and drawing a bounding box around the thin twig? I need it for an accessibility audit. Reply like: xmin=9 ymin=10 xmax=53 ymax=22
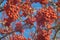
xmin=0 ymin=31 xmax=15 ymax=40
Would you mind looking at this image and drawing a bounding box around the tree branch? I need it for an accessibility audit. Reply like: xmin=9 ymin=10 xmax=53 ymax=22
xmin=0 ymin=31 xmax=15 ymax=40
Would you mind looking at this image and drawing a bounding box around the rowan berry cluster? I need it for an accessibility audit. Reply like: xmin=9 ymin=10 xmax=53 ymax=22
xmin=33 ymin=0 xmax=48 ymax=5
xmin=21 ymin=1 xmax=33 ymax=17
xmin=56 ymin=1 xmax=60 ymax=12
xmin=36 ymin=6 xmax=57 ymax=26
xmin=15 ymin=22 xmax=24 ymax=33
xmin=4 ymin=0 xmax=21 ymax=20
xmin=25 ymin=16 xmax=36 ymax=25
xmin=4 ymin=18 xmax=14 ymax=26
xmin=36 ymin=29 xmax=50 ymax=40
xmin=10 ymin=34 xmax=26 ymax=40
xmin=10 ymin=34 xmax=32 ymax=40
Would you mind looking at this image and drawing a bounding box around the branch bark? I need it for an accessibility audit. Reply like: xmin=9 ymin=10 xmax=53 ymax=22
xmin=0 ymin=0 xmax=4 ymax=5
xmin=0 ymin=31 xmax=15 ymax=40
